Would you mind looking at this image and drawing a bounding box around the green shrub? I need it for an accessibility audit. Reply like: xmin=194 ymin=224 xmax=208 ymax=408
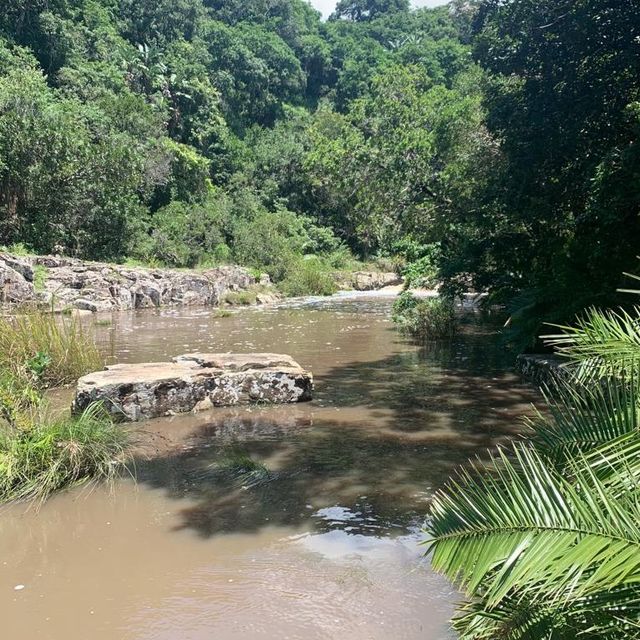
xmin=392 ymin=293 xmax=457 ymax=340
xmin=224 ymin=290 xmax=257 ymax=306
xmin=393 ymin=240 xmax=441 ymax=288
xmin=2 ymin=243 xmax=32 ymax=256
xmin=0 ymin=401 xmax=129 ymax=504
xmin=392 ymin=290 xmax=420 ymax=318
xmin=0 ymin=311 xmax=102 ymax=388
xmin=231 ymin=208 xmax=305 ymax=281
xmin=279 ymin=256 xmax=337 ymax=297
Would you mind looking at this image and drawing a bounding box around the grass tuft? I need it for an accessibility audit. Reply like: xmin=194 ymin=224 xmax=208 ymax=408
xmin=224 ymin=290 xmax=257 ymax=306
xmin=0 ymin=402 xmax=130 ymax=504
xmin=33 ymin=264 xmax=48 ymax=292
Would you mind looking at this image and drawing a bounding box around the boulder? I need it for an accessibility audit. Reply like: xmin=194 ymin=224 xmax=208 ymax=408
xmin=72 ymin=353 xmax=313 ymax=422
xmin=350 ymin=271 xmax=403 ymax=291
xmin=516 ymin=354 xmax=570 ymax=385
xmin=0 ymin=260 xmax=35 ymax=303
xmin=0 ymin=254 xmax=33 ymax=282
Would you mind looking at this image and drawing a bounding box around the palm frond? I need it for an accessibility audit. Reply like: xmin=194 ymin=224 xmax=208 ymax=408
xmin=528 ymin=376 xmax=639 ymax=463
xmin=544 ymin=306 xmax=640 ymax=379
xmin=426 ymin=442 xmax=640 ymax=613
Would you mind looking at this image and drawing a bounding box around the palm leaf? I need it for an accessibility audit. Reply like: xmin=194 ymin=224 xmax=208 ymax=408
xmin=528 ymin=376 xmax=640 ymax=463
xmin=426 ymin=442 xmax=640 ymax=617
xmin=544 ymin=306 xmax=640 ymax=379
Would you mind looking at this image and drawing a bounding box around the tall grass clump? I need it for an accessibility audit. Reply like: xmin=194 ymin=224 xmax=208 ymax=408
xmin=0 ymin=401 xmax=129 ymax=504
xmin=392 ymin=292 xmax=457 ymax=340
xmin=0 ymin=311 xmax=122 ymax=504
xmin=0 ymin=310 xmax=102 ymax=388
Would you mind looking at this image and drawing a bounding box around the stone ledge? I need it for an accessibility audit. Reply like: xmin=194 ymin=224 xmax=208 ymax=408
xmin=72 ymin=353 xmax=313 ymax=422
xmin=516 ymin=354 xmax=571 ymax=385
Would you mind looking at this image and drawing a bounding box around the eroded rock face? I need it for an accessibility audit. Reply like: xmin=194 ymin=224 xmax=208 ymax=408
xmin=73 ymin=353 xmax=313 ymax=421
xmin=0 ymin=253 xmax=264 ymax=312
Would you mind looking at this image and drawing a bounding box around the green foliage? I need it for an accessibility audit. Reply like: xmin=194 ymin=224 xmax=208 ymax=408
xmin=223 ymin=290 xmax=257 ymax=306
xmin=331 ymin=0 xmax=409 ymax=22
xmin=305 ymin=63 xmax=479 ymax=255
xmin=0 ymin=311 xmax=102 ymax=388
xmin=32 ymin=265 xmax=48 ymax=292
xmin=392 ymin=293 xmax=457 ymax=340
xmin=397 ymin=242 xmax=441 ymax=289
xmin=428 ymin=302 xmax=640 ymax=639
xmin=391 ymin=290 xmax=419 ymax=318
xmin=0 ymin=399 xmax=130 ymax=504
xmin=427 ymin=428 xmax=640 ymax=640
xmin=140 ymin=197 xmax=228 ymax=268
xmin=437 ymin=0 xmax=640 ymax=344
xmin=1 ymin=0 xmax=632 ymax=339
xmin=0 ymin=0 xmax=472 ymax=279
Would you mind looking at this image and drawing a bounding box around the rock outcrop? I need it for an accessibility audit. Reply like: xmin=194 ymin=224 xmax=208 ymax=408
xmin=73 ymin=353 xmax=313 ymax=421
xmin=516 ymin=354 xmax=570 ymax=385
xmin=0 ymin=252 xmax=269 ymax=312
xmin=0 ymin=258 xmax=35 ymax=304
xmin=334 ymin=271 xmax=403 ymax=291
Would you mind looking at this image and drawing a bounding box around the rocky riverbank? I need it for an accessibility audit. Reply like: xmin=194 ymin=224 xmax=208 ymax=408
xmin=0 ymin=252 xmax=404 ymax=313
xmin=0 ymin=253 xmax=279 ymax=312
xmin=334 ymin=270 xmax=403 ymax=291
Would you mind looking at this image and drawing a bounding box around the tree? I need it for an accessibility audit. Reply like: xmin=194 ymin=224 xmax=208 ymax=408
xmin=439 ymin=0 xmax=640 ymax=346
xmin=305 ymin=63 xmax=481 ymax=255
xmin=0 ymin=66 xmax=147 ymax=259
xmin=330 ymin=0 xmax=409 ymax=22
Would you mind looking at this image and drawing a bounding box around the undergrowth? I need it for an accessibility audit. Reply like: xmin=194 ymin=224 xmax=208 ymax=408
xmin=0 ymin=311 xmax=126 ymax=504
xmin=0 ymin=399 xmax=129 ymax=504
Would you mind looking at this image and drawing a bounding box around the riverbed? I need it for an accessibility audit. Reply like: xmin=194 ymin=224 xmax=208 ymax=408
xmin=0 ymin=294 xmax=540 ymax=639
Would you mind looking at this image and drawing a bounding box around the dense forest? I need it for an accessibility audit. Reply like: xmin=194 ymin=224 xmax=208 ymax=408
xmin=1 ymin=0 xmax=639 ymax=344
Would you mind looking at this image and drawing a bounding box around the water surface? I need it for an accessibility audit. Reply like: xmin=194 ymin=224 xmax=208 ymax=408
xmin=0 ymin=294 xmax=540 ymax=639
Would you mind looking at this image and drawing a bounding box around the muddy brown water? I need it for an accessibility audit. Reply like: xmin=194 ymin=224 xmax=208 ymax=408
xmin=0 ymin=293 xmax=540 ymax=640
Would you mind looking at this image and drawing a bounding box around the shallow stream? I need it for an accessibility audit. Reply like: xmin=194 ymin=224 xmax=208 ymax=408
xmin=0 ymin=294 xmax=540 ymax=639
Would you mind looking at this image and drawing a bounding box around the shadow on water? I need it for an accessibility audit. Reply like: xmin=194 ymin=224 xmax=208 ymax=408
xmin=134 ymin=314 xmax=541 ymax=539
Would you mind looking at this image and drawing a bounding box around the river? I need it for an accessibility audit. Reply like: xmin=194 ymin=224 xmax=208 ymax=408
xmin=0 ymin=293 xmax=540 ymax=639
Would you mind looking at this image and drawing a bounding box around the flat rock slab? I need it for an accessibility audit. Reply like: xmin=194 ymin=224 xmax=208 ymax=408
xmin=73 ymin=353 xmax=313 ymax=422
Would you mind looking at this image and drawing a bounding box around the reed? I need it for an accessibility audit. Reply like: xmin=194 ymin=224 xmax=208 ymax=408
xmin=0 ymin=310 xmax=102 ymax=388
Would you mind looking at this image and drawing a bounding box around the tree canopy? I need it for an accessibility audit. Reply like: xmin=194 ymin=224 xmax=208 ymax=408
xmin=0 ymin=0 xmax=638 ymax=337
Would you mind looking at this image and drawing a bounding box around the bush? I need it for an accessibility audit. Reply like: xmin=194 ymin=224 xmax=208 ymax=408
xmin=230 ymin=207 xmax=307 ymax=281
xmin=279 ymin=256 xmax=338 ymax=297
xmin=224 ymin=290 xmax=257 ymax=306
xmin=0 ymin=311 xmax=102 ymax=388
xmin=392 ymin=293 xmax=457 ymax=340
xmin=392 ymin=290 xmax=420 ymax=318
xmin=393 ymin=240 xmax=441 ymax=288
xmin=0 ymin=399 xmax=129 ymax=504
xmin=140 ymin=197 xmax=229 ymax=268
